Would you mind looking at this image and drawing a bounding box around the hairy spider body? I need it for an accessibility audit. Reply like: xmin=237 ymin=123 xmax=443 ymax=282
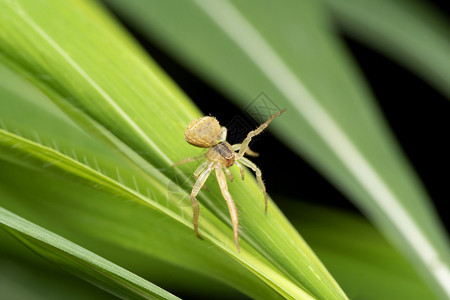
xmin=175 ymin=109 xmax=286 ymax=251
xmin=208 ymin=142 xmax=235 ymax=167
xmin=184 ymin=116 xmax=221 ymax=148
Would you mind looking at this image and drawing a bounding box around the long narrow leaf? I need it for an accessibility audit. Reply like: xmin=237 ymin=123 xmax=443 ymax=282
xmin=101 ymin=0 xmax=450 ymax=298
xmin=0 ymin=0 xmax=348 ymax=298
xmin=322 ymin=0 xmax=450 ymax=98
xmin=0 ymin=67 xmax=291 ymax=299
xmin=0 ymin=206 xmax=180 ymax=300
xmin=286 ymin=201 xmax=436 ymax=300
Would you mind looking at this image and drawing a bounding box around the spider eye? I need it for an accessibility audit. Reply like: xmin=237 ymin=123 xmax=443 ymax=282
xmin=185 ymin=116 xmax=221 ymax=148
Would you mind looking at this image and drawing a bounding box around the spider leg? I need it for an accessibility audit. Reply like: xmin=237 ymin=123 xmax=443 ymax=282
xmin=193 ymin=161 xmax=208 ymax=180
xmin=236 ymin=109 xmax=285 ymax=159
xmin=234 ymin=161 xmax=245 ymax=181
xmin=232 ymin=144 xmax=259 ymax=157
xmin=172 ymin=154 xmax=205 ymax=167
xmin=224 ymin=167 xmax=234 ymax=182
xmin=191 ymin=161 xmax=215 ymax=239
xmin=239 ymin=157 xmax=268 ymax=214
xmin=194 ymin=161 xmax=210 ymax=191
xmin=221 ymin=126 xmax=227 ymax=142
xmin=215 ymin=164 xmax=240 ymax=252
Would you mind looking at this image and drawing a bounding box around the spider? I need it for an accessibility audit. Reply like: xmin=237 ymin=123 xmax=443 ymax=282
xmin=174 ymin=109 xmax=286 ymax=251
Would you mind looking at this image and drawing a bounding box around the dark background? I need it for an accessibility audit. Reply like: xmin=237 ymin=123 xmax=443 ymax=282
xmin=106 ymin=0 xmax=450 ymax=232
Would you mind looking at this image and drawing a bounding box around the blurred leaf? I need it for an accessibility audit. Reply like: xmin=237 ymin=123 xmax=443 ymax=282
xmin=0 ymin=260 xmax=109 ymax=300
xmin=101 ymin=0 xmax=450 ymax=298
xmin=322 ymin=0 xmax=450 ymax=98
xmin=0 ymin=0 xmax=347 ymax=299
xmin=0 ymin=206 xmax=180 ymax=300
xmin=0 ymin=229 xmax=111 ymax=300
xmin=283 ymin=200 xmax=436 ymax=300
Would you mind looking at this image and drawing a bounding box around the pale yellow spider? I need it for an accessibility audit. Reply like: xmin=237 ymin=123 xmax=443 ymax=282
xmin=175 ymin=109 xmax=285 ymax=251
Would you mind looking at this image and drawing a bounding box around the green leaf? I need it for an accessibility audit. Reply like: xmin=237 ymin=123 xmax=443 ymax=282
xmin=0 ymin=68 xmax=284 ymax=299
xmin=321 ymin=0 xmax=450 ymax=98
xmin=284 ymin=200 xmax=436 ymax=300
xmin=0 ymin=258 xmax=110 ymax=300
xmin=101 ymin=0 xmax=450 ymax=298
xmin=0 ymin=0 xmax=347 ymax=299
xmin=0 ymin=228 xmax=114 ymax=300
xmin=0 ymin=206 xmax=180 ymax=300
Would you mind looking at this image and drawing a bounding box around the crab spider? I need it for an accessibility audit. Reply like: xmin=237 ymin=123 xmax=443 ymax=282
xmin=174 ymin=109 xmax=286 ymax=251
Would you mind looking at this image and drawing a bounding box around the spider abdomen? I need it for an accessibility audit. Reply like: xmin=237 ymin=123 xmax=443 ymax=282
xmin=185 ymin=116 xmax=221 ymax=148
xmin=207 ymin=142 xmax=235 ymax=167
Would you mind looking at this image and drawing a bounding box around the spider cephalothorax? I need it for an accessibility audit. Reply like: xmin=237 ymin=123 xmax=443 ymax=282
xmin=175 ymin=109 xmax=285 ymax=251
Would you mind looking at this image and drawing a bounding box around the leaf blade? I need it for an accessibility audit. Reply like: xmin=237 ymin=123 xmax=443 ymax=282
xmin=0 ymin=206 xmax=180 ymax=300
xmin=322 ymin=0 xmax=450 ymax=98
xmin=100 ymin=0 xmax=450 ymax=298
